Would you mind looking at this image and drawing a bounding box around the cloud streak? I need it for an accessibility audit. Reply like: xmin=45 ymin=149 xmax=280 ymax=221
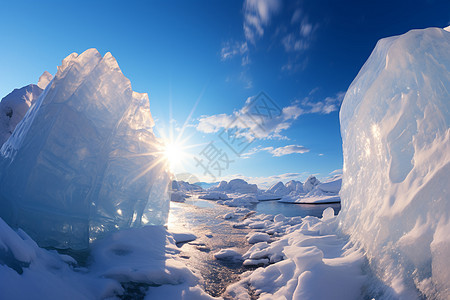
xmin=243 ymin=144 xmax=310 ymax=158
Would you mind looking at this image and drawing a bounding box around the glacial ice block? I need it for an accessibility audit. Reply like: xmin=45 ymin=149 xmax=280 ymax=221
xmin=339 ymin=28 xmax=450 ymax=298
xmin=0 ymin=49 xmax=170 ymax=250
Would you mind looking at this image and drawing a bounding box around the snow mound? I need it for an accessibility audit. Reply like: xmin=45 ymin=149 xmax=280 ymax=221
xmin=225 ymin=210 xmax=365 ymax=299
xmin=339 ymin=27 xmax=450 ymax=298
xmin=0 ymin=49 xmax=170 ymax=250
xmin=213 ymin=249 xmax=243 ymax=261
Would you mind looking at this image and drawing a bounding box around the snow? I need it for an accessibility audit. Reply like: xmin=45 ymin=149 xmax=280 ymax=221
xmin=0 ymin=49 xmax=170 ymax=250
xmin=339 ymin=27 xmax=450 ymax=298
xmin=171 ymin=232 xmax=197 ymax=244
xmin=223 ymin=212 xmax=235 ymax=219
xmin=0 ymin=216 xmax=214 ymax=299
xmin=223 ymin=208 xmax=365 ymax=299
xmin=213 ymin=249 xmax=243 ymax=261
xmin=247 ymin=232 xmax=271 ymax=244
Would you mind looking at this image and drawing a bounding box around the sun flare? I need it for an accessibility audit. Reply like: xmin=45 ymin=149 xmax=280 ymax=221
xmin=164 ymin=142 xmax=182 ymax=167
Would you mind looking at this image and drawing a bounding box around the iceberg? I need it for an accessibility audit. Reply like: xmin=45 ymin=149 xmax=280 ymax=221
xmin=0 ymin=49 xmax=170 ymax=250
xmin=339 ymin=27 xmax=450 ymax=298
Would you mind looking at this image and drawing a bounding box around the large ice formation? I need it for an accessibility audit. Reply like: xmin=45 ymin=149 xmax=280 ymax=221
xmin=210 ymin=178 xmax=258 ymax=194
xmin=0 ymin=49 xmax=170 ymax=250
xmin=339 ymin=27 xmax=450 ymax=298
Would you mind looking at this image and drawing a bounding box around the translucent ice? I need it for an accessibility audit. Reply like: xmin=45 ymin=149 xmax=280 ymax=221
xmin=0 ymin=49 xmax=170 ymax=250
xmin=339 ymin=28 xmax=450 ymax=298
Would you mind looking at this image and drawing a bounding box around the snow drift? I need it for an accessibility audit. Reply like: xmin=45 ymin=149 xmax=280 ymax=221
xmin=0 ymin=49 xmax=170 ymax=250
xmin=339 ymin=27 xmax=450 ymax=298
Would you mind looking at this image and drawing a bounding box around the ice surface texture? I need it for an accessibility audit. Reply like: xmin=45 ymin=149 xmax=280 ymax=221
xmin=339 ymin=28 xmax=450 ymax=298
xmin=0 ymin=49 xmax=170 ymax=250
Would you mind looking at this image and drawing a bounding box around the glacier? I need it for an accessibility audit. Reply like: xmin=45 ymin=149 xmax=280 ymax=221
xmin=0 ymin=49 xmax=170 ymax=250
xmin=339 ymin=27 xmax=450 ymax=298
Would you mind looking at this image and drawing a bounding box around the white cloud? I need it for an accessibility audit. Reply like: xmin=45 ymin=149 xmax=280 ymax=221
xmin=269 ymin=144 xmax=310 ymax=156
xmin=244 ymin=144 xmax=310 ymax=157
xmin=196 ymin=94 xmax=302 ymax=140
xmin=196 ymin=91 xmax=345 ymax=139
xmin=243 ymin=0 xmax=281 ymax=44
xmin=301 ymin=91 xmax=345 ymax=114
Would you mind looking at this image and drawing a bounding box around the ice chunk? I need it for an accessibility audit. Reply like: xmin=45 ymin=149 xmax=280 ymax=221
xmin=0 ymin=84 xmax=43 ymax=146
xmin=303 ymin=175 xmax=320 ymax=193
xmin=0 ymin=49 xmax=170 ymax=250
xmin=265 ymin=181 xmax=290 ymax=196
xmin=339 ymin=27 xmax=450 ymax=298
xmin=37 ymin=71 xmax=53 ymax=90
xmin=210 ymin=178 xmax=258 ymax=194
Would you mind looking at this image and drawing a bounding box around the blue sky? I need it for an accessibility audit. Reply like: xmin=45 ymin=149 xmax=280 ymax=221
xmin=1 ymin=0 xmax=449 ymax=187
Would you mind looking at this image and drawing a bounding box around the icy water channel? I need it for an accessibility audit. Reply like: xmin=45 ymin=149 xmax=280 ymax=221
xmin=167 ymin=196 xmax=341 ymax=298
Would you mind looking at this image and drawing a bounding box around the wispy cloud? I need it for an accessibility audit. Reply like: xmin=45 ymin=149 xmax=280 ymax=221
xmin=300 ymin=91 xmax=345 ymax=114
xmin=221 ymin=41 xmax=249 ymax=66
xmin=282 ymin=12 xmax=317 ymax=53
xmin=219 ymin=0 xmax=281 ymax=67
xmin=243 ymin=0 xmax=282 ymax=44
xmin=243 ymin=144 xmax=310 ymax=158
xmin=330 ymin=169 xmax=343 ymax=175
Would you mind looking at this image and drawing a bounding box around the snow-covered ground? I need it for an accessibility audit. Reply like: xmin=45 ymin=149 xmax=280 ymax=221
xmin=220 ymin=207 xmax=365 ymax=299
xmin=0 ymin=216 xmax=216 ymax=299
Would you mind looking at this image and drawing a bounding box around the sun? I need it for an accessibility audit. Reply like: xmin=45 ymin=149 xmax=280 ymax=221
xmin=163 ymin=141 xmax=183 ymax=169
